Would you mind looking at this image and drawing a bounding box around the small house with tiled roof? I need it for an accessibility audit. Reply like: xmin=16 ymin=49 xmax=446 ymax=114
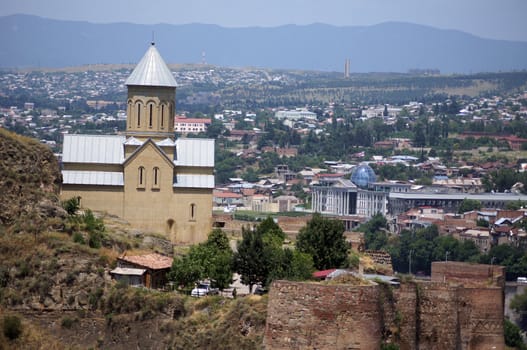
xmin=112 ymin=253 xmax=173 ymax=289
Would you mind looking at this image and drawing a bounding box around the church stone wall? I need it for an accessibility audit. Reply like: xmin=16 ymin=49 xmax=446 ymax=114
xmin=170 ymin=188 xmax=213 ymax=244
xmin=123 ymin=142 xmax=177 ymax=233
xmin=61 ymin=185 xmax=124 ymax=218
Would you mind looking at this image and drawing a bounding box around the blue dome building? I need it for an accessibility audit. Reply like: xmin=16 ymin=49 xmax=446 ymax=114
xmin=351 ymin=163 xmax=377 ymax=188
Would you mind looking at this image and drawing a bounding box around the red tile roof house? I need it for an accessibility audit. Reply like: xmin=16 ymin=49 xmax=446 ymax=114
xmin=111 ymin=253 xmax=173 ymax=289
xmin=312 ymin=269 xmax=337 ymax=280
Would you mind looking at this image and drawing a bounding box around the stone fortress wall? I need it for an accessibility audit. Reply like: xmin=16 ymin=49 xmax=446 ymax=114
xmin=264 ymin=262 xmax=505 ymax=350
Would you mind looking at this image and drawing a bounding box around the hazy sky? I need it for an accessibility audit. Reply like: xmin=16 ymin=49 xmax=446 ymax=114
xmin=2 ymin=0 xmax=527 ymax=42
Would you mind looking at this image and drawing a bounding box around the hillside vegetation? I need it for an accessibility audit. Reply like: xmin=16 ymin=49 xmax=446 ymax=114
xmin=0 ymin=128 xmax=64 ymax=233
xmin=0 ymin=129 xmax=267 ymax=349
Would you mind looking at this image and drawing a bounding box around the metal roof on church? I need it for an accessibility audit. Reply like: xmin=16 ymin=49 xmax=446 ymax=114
xmin=62 ymin=135 xmax=125 ymax=164
xmin=125 ymin=43 xmax=178 ymax=87
xmin=174 ymin=174 xmax=215 ymax=189
xmin=174 ymin=138 xmax=215 ymax=167
xmin=62 ymin=170 xmax=124 ymax=186
xmin=156 ymin=138 xmax=176 ymax=146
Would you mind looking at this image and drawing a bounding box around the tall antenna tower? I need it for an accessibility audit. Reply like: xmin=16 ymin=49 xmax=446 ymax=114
xmin=201 ymin=51 xmax=207 ymax=65
xmin=344 ymin=58 xmax=351 ymax=78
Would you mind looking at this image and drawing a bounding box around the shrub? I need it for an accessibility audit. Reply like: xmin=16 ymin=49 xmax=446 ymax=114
xmin=82 ymin=210 xmax=104 ymax=234
xmin=72 ymin=232 xmax=85 ymax=244
xmin=88 ymin=231 xmax=103 ymax=249
xmin=60 ymin=316 xmax=77 ymax=329
xmin=64 ymin=272 xmax=76 ymax=286
xmin=62 ymin=197 xmax=80 ymax=216
xmin=31 ymin=276 xmax=52 ymax=301
xmin=381 ymin=344 xmax=400 ymax=350
xmin=15 ymin=261 xmax=30 ymax=278
xmin=88 ymin=288 xmax=104 ymax=310
xmin=0 ymin=266 xmax=9 ymax=287
xmin=3 ymin=315 xmax=22 ymax=340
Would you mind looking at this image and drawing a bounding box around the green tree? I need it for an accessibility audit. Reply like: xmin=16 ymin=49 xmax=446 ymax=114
xmin=233 ymin=217 xmax=314 ymax=291
xmin=360 ymin=214 xmax=389 ymax=251
xmin=504 ymin=319 xmax=527 ymax=349
xmin=206 ymin=118 xmax=225 ymax=138
xmin=233 ymin=226 xmax=270 ymax=292
xmin=241 ymin=167 xmax=259 ymax=182
xmin=169 ymin=229 xmax=233 ymax=290
xmin=296 ymin=213 xmax=349 ymax=270
xmin=458 ymin=198 xmax=482 ymax=214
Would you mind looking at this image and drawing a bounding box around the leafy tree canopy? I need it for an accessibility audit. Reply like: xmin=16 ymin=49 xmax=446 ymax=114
xmin=458 ymin=198 xmax=482 ymax=214
xmin=296 ymin=213 xmax=350 ymax=270
xmin=169 ymin=229 xmax=233 ymax=290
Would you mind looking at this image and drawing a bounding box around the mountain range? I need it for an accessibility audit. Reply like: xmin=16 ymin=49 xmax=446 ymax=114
xmin=1 ymin=14 xmax=527 ymax=73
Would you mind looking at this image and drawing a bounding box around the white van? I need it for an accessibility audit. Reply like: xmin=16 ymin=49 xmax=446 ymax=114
xmin=517 ymin=277 xmax=527 ymax=284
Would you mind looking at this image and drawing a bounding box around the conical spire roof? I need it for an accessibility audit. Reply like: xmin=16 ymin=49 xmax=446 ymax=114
xmin=125 ymin=43 xmax=178 ymax=87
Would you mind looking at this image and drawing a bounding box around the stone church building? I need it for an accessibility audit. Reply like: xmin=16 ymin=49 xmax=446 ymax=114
xmin=61 ymin=43 xmax=214 ymax=244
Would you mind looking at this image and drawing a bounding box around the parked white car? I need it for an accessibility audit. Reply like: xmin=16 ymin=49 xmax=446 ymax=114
xmin=191 ymin=282 xmax=219 ymax=297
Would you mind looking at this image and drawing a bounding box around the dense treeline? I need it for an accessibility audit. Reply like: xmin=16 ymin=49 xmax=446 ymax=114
xmin=362 ymin=214 xmax=527 ymax=280
xmin=169 ymin=215 xmax=353 ymax=293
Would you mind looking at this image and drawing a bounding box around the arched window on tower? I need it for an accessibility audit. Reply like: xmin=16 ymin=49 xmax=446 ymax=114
xmin=190 ymin=203 xmax=196 ymax=221
xmin=169 ymin=103 xmax=174 ymax=126
xmin=127 ymin=101 xmax=132 ymax=128
xmin=136 ymin=102 xmax=142 ymax=127
xmin=138 ymin=166 xmax=145 ymax=189
xmin=160 ymin=104 xmax=165 ymax=129
xmin=152 ymin=167 xmax=160 ymax=189
xmin=149 ymin=103 xmax=154 ymax=128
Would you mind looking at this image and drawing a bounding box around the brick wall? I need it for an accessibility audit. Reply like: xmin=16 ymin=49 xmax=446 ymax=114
xmin=265 ymin=262 xmax=505 ymax=350
xmin=265 ymin=281 xmax=382 ymax=349
xmin=431 ymin=261 xmax=505 ymax=288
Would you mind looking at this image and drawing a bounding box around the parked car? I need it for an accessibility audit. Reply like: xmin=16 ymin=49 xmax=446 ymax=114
xmin=254 ymin=286 xmax=268 ymax=295
xmin=191 ymin=282 xmax=219 ymax=297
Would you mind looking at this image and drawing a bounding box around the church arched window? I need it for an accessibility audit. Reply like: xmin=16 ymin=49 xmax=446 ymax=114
xmin=153 ymin=167 xmax=160 ymax=189
xmin=160 ymin=104 xmax=165 ymax=129
xmin=136 ymin=102 xmax=142 ymax=127
xmin=138 ymin=166 xmax=145 ymax=188
xmin=148 ymin=103 xmax=154 ymax=128
xmin=190 ymin=203 xmax=196 ymax=221
xmin=127 ymin=100 xmax=132 ymax=127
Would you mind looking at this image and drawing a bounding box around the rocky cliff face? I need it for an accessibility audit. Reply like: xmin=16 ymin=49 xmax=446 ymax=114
xmin=0 ymin=129 xmax=65 ymax=231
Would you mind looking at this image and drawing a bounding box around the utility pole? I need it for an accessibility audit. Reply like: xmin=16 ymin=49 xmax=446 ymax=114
xmin=444 ymin=251 xmax=449 ymax=282
xmin=491 ymin=256 xmax=496 ymax=279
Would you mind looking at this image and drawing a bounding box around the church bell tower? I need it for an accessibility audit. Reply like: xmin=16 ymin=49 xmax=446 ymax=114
xmin=124 ymin=43 xmax=178 ymax=141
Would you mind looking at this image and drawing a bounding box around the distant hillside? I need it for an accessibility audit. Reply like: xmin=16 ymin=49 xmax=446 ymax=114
xmin=1 ymin=14 xmax=527 ymax=73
